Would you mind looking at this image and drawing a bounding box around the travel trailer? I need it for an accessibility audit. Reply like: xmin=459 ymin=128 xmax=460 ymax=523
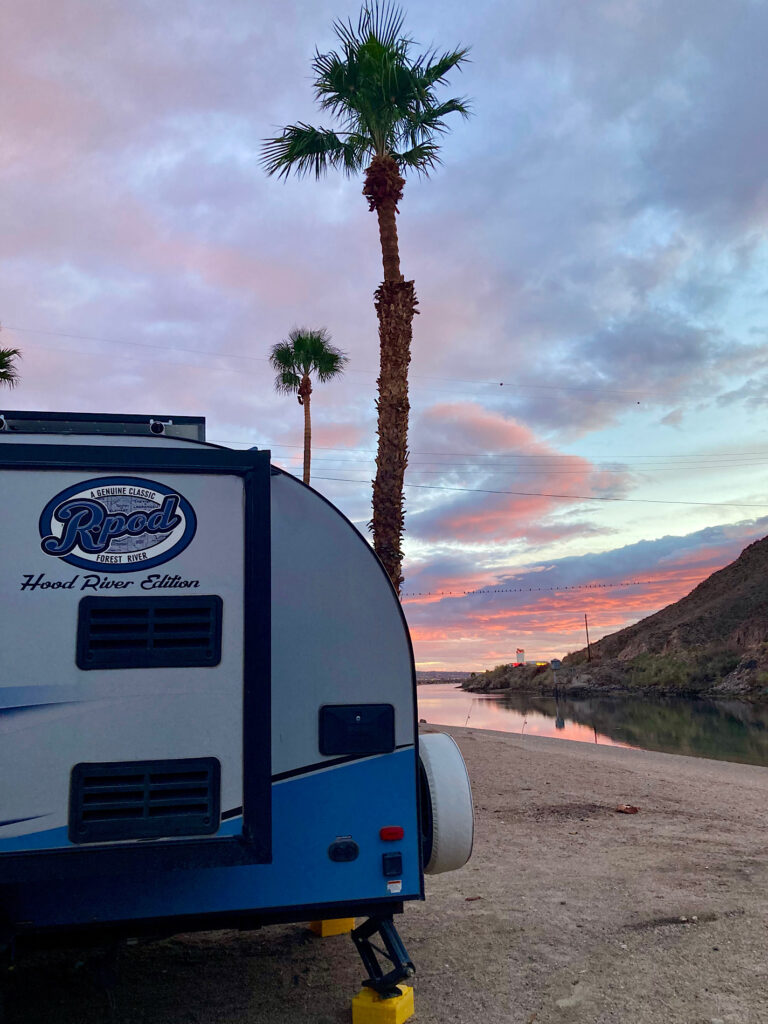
xmin=0 ymin=410 xmax=473 ymax=997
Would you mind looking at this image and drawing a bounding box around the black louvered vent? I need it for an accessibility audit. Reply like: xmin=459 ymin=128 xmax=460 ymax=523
xmin=69 ymin=758 xmax=221 ymax=843
xmin=76 ymin=595 xmax=223 ymax=670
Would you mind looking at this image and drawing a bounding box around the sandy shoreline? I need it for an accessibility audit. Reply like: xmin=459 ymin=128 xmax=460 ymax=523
xmin=5 ymin=726 xmax=768 ymax=1023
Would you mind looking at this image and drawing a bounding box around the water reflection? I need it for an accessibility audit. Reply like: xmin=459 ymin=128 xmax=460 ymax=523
xmin=417 ymin=684 xmax=768 ymax=766
xmin=417 ymin=684 xmax=629 ymax=749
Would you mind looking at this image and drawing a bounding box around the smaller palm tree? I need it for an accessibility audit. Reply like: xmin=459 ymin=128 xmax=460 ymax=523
xmin=270 ymin=328 xmax=348 ymax=485
xmin=0 ymin=347 xmax=21 ymax=388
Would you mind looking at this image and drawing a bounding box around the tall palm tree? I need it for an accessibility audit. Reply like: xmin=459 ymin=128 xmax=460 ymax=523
xmin=262 ymin=2 xmax=469 ymax=592
xmin=270 ymin=328 xmax=348 ymax=485
xmin=0 ymin=347 xmax=21 ymax=388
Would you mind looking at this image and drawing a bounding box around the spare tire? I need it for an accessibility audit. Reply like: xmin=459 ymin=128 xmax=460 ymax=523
xmin=419 ymin=733 xmax=474 ymax=875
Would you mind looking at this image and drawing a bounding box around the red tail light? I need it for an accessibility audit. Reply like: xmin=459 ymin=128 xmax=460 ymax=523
xmin=380 ymin=826 xmax=404 ymax=841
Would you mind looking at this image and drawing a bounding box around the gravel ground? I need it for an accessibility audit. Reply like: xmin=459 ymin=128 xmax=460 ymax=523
xmin=4 ymin=724 xmax=768 ymax=1023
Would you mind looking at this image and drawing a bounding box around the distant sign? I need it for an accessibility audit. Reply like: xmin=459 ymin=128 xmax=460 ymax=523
xmin=550 ymin=659 xmax=562 ymax=670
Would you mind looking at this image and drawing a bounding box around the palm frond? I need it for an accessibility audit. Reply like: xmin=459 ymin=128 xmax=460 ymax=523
xmin=413 ymin=97 xmax=472 ymax=130
xmin=334 ymin=2 xmax=408 ymax=53
xmin=393 ymin=141 xmax=442 ymax=174
xmin=0 ymin=347 xmax=21 ymax=388
xmin=261 ymin=123 xmax=363 ymax=179
xmin=269 ymin=341 xmax=302 ymax=394
xmin=413 ymin=47 xmax=471 ymax=89
xmin=314 ymin=346 xmax=349 ymax=381
xmin=402 ymin=97 xmax=471 ymax=153
xmin=273 ymin=369 xmax=302 ymax=395
xmin=313 ymin=48 xmax=375 ymax=136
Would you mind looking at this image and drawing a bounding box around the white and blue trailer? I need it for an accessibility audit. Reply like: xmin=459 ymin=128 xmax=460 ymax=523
xmin=0 ymin=410 xmax=473 ymax=997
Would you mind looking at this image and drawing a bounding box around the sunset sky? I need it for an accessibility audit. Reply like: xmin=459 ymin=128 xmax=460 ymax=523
xmin=3 ymin=0 xmax=768 ymax=669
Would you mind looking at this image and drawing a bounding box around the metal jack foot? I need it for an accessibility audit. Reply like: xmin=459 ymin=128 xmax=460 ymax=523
xmin=351 ymin=916 xmax=415 ymax=999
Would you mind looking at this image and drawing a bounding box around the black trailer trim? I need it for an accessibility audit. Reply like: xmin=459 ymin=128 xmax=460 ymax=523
xmin=0 ymin=443 xmax=266 ymax=473
xmin=241 ymin=458 xmax=271 ymax=855
xmin=0 ymin=410 xmax=205 ymax=426
xmin=10 ymin=898 xmax=410 ymax=951
xmin=0 ymin=443 xmax=272 ymax=880
xmin=0 ymin=409 xmax=206 ymax=442
xmin=269 ymin=743 xmax=416 ymax=785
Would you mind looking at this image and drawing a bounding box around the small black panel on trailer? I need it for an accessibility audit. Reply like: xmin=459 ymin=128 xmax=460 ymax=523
xmin=319 ymin=704 xmax=396 ymax=755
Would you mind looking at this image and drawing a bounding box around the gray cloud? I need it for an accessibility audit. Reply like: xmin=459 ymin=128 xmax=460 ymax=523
xmin=717 ymin=375 xmax=768 ymax=410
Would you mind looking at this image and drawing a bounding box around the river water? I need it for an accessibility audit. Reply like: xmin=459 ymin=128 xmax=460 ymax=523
xmin=417 ymin=683 xmax=768 ymax=767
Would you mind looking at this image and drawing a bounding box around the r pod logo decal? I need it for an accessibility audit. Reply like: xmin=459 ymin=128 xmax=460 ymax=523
xmin=39 ymin=476 xmax=197 ymax=573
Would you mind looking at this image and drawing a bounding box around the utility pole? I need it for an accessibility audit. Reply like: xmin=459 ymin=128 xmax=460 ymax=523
xmin=585 ymin=613 xmax=592 ymax=662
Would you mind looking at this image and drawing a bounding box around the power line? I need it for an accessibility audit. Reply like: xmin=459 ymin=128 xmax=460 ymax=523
xmin=3 ymin=325 xmax=273 ymax=365
xmin=262 ymin=450 xmax=768 ymax=466
xmin=211 ymin=439 xmax=768 ymax=461
xmin=265 ymin=456 xmax=768 ymax=472
xmin=401 ymin=577 xmax=672 ymax=598
xmin=267 ymin=461 xmax=768 ymax=475
xmin=0 ymin=328 xmax=758 ymax=466
xmin=3 ymin=322 xmax=665 ymax=397
xmin=2 ymin=328 xmax=609 ymax=399
xmin=310 ymin=475 xmax=768 ymax=509
xmin=6 ymin=324 xmax=766 ymax=496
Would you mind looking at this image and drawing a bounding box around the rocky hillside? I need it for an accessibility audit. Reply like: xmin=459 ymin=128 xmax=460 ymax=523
xmin=580 ymin=535 xmax=768 ymax=661
xmin=467 ymin=535 xmax=768 ymax=700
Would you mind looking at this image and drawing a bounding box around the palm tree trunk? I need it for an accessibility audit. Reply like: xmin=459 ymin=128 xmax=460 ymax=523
xmin=364 ymin=155 xmax=419 ymax=593
xmin=299 ymin=375 xmax=312 ymax=484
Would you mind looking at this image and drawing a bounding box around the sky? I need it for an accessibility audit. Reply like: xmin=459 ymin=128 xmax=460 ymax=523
xmin=2 ymin=0 xmax=768 ymax=669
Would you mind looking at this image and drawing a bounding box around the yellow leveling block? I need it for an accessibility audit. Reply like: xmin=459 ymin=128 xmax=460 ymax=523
xmin=308 ymin=918 xmax=356 ymax=937
xmin=351 ymin=985 xmax=415 ymax=1024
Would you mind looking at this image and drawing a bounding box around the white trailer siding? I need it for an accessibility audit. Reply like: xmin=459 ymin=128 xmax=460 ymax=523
xmin=270 ymin=471 xmax=414 ymax=776
xmin=0 ymin=466 xmax=246 ymax=847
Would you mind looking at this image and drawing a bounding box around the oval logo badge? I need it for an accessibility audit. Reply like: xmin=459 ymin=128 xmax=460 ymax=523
xmin=39 ymin=476 xmax=197 ymax=573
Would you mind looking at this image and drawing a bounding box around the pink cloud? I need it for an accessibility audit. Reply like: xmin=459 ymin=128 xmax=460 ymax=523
xmin=409 ymin=402 xmax=631 ymax=543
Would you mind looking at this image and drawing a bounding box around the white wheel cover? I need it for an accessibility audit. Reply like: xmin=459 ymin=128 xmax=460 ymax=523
xmin=420 ymin=733 xmax=474 ymax=875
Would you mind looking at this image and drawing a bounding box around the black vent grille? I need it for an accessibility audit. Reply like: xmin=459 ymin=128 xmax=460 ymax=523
xmin=77 ymin=595 xmax=223 ymax=670
xmin=69 ymin=758 xmax=221 ymax=843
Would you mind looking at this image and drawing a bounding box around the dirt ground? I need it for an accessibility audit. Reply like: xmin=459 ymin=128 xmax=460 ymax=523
xmin=4 ymin=725 xmax=768 ymax=1024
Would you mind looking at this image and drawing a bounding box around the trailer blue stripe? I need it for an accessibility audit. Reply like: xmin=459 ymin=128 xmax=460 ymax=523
xmin=0 ymin=749 xmax=421 ymax=925
xmin=0 ymin=686 xmax=83 ymax=710
xmin=0 ymin=703 xmax=81 ymax=720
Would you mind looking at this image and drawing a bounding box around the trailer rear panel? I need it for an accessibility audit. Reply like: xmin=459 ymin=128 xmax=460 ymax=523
xmin=0 ymin=424 xmax=426 ymax=936
xmin=0 ymin=443 xmax=272 ymax=882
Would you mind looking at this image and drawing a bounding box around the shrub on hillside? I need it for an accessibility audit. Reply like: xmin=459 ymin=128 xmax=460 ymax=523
xmin=626 ymin=648 xmax=741 ymax=694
